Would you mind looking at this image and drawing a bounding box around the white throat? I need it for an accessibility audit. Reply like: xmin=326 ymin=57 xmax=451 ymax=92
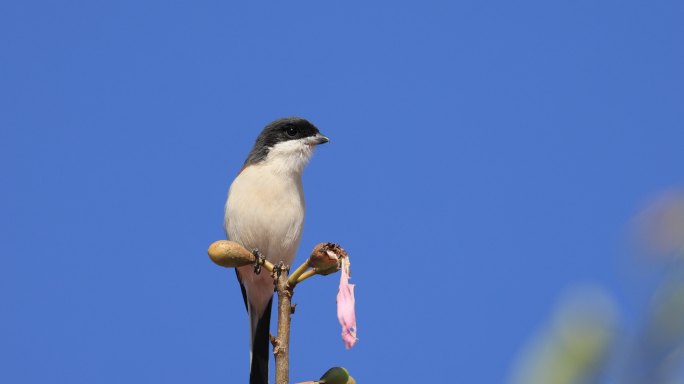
xmin=262 ymin=139 xmax=315 ymax=175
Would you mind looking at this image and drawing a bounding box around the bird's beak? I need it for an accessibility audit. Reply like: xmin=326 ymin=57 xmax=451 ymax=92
xmin=312 ymin=133 xmax=330 ymax=145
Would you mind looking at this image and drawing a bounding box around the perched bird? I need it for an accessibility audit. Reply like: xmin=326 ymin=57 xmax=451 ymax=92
xmin=224 ymin=117 xmax=329 ymax=384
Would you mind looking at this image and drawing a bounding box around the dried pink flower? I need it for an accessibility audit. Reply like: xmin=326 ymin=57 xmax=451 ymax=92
xmin=337 ymin=257 xmax=357 ymax=349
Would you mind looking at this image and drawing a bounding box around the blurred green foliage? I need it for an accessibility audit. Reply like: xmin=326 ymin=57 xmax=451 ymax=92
xmin=510 ymin=190 xmax=684 ymax=384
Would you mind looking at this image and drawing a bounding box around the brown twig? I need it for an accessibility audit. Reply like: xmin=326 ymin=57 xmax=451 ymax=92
xmin=274 ymin=268 xmax=292 ymax=384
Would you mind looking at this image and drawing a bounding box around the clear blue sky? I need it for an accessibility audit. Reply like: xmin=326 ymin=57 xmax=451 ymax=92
xmin=2 ymin=1 xmax=683 ymax=383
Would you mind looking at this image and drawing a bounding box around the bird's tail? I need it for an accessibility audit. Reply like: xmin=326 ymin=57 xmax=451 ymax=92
xmin=248 ymin=297 xmax=273 ymax=384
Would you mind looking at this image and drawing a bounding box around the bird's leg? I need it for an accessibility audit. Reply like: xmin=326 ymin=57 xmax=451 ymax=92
xmin=251 ymin=248 xmax=266 ymax=275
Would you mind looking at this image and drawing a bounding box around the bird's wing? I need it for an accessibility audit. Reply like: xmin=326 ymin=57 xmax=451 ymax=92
xmin=235 ymin=268 xmax=248 ymax=312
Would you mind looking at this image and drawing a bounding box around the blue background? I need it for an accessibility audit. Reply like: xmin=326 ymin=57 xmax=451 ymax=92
xmin=2 ymin=1 xmax=683 ymax=382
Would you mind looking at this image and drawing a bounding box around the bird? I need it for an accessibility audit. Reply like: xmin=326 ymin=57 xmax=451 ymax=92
xmin=224 ymin=117 xmax=329 ymax=384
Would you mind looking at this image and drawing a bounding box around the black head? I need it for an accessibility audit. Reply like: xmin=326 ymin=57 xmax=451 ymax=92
xmin=243 ymin=117 xmax=328 ymax=166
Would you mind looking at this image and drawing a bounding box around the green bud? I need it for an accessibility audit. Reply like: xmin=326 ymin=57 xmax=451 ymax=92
xmin=319 ymin=367 xmax=351 ymax=384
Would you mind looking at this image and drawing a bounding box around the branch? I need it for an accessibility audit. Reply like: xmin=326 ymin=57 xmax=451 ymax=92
xmin=207 ymin=240 xmax=351 ymax=384
xmin=274 ymin=266 xmax=292 ymax=384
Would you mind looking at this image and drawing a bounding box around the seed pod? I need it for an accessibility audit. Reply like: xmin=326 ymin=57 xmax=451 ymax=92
xmin=208 ymin=240 xmax=255 ymax=268
xmin=309 ymin=242 xmax=347 ymax=274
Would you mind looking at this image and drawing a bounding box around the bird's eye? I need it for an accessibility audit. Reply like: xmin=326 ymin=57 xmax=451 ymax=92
xmin=286 ymin=126 xmax=298 ymax=137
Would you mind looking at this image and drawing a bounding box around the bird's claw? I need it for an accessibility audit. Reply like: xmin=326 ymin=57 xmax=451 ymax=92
xmin=272 ymin=261 xmax=289 ymax=289
xmin=252 ymin=249 xmax=265 ymax=275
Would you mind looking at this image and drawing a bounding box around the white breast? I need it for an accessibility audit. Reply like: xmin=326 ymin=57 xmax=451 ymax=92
xmin=224 ymin=162 xmax=306 ymax=312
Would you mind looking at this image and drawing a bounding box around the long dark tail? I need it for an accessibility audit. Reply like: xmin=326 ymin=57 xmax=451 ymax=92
xmin=236 ymin=270 xmax=272 ymax=384
xmin=249 ymin=298 xmax=272 ymax=384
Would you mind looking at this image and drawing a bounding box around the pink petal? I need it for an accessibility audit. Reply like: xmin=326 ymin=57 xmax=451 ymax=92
xmin=337 ymin=257 xmax=357 ymax=349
